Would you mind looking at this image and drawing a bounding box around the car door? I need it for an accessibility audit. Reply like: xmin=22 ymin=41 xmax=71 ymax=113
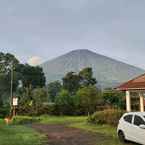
xmin=131 ymin=115 xmax=145 ymax=145
xmin=121 ymin=114 xmax=134 ymax=140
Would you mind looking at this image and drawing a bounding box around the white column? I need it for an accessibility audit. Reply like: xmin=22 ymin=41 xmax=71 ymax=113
xmin=139 ymin=92 xmax=144 ymax=112
xmin=126 ymin=91 xmax=131 ymax=112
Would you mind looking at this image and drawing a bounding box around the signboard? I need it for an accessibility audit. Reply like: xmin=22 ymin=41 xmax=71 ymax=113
xmin=13 ymin=97 xmax=18 ymax=106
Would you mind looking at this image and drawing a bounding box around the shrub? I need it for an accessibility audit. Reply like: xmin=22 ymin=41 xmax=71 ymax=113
xmin=88 ymin=109 xmax=125 ymax=126
xmin=18 ymin=103 xmax=56 ymax=116
xmin=102 ymin=89 xmax=125 ymax=109
xmin=36 ymin=103 xmax=56 ymax=115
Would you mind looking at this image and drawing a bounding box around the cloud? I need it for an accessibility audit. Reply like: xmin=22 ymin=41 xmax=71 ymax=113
xmin=28 ymin=56 xmax=42 ymax=66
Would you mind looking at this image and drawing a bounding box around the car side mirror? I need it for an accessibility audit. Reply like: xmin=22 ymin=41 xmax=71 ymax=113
xmin=139 ymin=124 xmax=145 ymax=129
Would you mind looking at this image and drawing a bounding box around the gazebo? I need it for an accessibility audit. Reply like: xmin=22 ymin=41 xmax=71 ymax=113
xmin=116 ymin=73 xmax=145 ymax=112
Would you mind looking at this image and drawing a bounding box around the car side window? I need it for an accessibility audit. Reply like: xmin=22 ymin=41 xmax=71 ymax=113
xmin=124 ymin=115 xmax=133 ymax=123
xmin=134 ymin=115 xmax=145 ymax=126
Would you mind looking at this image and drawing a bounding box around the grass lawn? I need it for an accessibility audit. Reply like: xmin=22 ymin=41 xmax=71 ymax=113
xmin=38 ymin=115 xmax=129 ymax=145
xmin=70 ymin=122 xmax=125 ymax=145
xmin=0 ymin=116 xmax=132 ymax=145
xmin=0 ymin=119 xmax=45 ymax=145
xmin=39 ymin=115 xmax=87 ymax=124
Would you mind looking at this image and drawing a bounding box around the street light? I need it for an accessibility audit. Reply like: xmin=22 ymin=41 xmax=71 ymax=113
xmin=10 ymin=62 xmax=18 ymax=117
xmin=10 ymin=62 xmax=13 ymax=111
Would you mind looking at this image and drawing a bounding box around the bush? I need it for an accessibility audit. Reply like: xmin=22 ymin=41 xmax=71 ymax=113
xmin=88 ymin=109 xmax=125 ymax=126
xmin=18 ymin=103 xmax=56 ymax=116
xmin=36 ymin=103 xmax=56 ymax=115
xmin=103 ymin=89 xmax=125 ymax=109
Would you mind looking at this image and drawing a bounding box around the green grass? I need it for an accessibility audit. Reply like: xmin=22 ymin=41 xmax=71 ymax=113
xmin=0 ymin=119 xmax=45 ymax=145
xmin=39 ymin=115 xmax=87 ymax=124
xmin=70 ymin=122 xmax=125 ymax=145
xmin=39 ymin=115 xmax=130 ymax=145
xmin=0 ymin=116 xmax=132 ymax=145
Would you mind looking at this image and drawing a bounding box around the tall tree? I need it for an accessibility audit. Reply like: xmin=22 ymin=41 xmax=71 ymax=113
xmin=0 ymin=52 xmax=20 ymax=102
xmin=76 ymin=86 xmax=100 ymax=114
xmin=79 ymin=67 xmax=97 ymax=86
xmin=62 ymin=72 xmax=80 ymax=94
xmin=16 ymin=64 xmax=46 ymax=89
xmin=55 ymin=89 xmax=75 ymax=115
xmin=0 ymin=52 xmax=19 ymax=73
xmin=47 ymin=81 xmax=62 ymax=102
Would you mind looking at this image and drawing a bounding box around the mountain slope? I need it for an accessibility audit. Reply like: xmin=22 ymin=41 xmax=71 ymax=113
xmin=41 ymin=49 xmax=144 ymax=88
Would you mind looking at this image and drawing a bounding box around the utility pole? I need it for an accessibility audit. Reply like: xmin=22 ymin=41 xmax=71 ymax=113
xmin=10 ymin=62 xmax=14 ymax=116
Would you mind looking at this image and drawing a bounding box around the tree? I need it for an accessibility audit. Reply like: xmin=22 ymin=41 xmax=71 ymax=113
xmin=47 ymin=81 xmax=62 ymax=102
xmin=79 ymin=67 xmax=97 ymax=87
xmin=0 ymin=52 xmax=20 ymax=104
xmin=18 ymin=87 xmax=48 ymax=115
xmin=32 ymin=88 xmax=48 ymax=103
xmin=0 ymin=52 xmax=19 ymax=73
xmin=16 ymin=64 xmax=46 ymax=89
xmin=0 ymin=52 xmax=46 ymax=113
xmin=76 ymin=86 xmax=101 ymax=114
xmin=31 ymin=88 xmax=48 ymax=114
xmin=55 ymin=89 xmax=75 ymax=115
xmin=62 ymin=72 xmax=80 ymax=94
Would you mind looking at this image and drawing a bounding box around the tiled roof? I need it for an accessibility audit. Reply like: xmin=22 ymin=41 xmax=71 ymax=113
xmin=116 ymin=73 xmax=145 ymax=91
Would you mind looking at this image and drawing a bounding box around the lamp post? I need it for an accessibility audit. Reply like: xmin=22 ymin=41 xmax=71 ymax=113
xmin=10 ymin=62 xmax=18 ymax=117
xmin=10 ymin=62 xmax=13 ymax=111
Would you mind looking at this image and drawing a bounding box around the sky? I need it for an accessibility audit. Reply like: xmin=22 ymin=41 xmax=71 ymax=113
xmin=0 ymin=0 xmax=145 ymax=68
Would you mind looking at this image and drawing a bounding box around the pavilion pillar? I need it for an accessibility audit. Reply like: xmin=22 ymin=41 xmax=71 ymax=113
xmin=126 ymin=90 xmax=131 ymax=112
xmin=139 ymin=92 xmax=144 ymax=112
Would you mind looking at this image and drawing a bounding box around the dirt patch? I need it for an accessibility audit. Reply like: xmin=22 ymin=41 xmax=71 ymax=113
xmin=32 ymin=124 xmax=109 ymax=145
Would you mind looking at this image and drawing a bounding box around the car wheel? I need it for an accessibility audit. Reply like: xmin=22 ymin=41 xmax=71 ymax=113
xmin=118 ymin=131 xmax=126 ymax=143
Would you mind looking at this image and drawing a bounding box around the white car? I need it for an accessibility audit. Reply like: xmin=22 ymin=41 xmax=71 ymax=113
xmin=117 ymin=112 xmax=145 ymax=145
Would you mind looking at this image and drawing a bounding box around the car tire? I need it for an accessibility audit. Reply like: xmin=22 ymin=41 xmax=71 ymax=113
xmin=118 ymin=131 xmax=126 ymax=143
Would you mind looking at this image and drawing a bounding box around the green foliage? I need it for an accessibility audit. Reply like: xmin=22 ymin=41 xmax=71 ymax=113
xmin=0 ymin=52 xmax=46 ymax=115
xmin=103 ymin=89 xmax=125 ymax=109
xmin=88 ymin=109 xmax=125 ymax=126
xmin=0 ymin=104 xmax=10 ymax=118
xmin=47 ymin=67 xmax=99 ymax=115
xmin=62 ymin=72 xmax=80 ymax=94
xmin=47 ymin=81 xmax=62 ymax=102
xmin=55 ymin=89 xmax=75 ymax=115
xmin=0 ymin=52 xmax=19 ymax=73
xmin=0 ymin=53 xmax=20 ymax=103
xmin=16 ymin=64 xmax=46 ymax=88
xmin=62 ymin=68 xmax=97 ymax=94
xmin=79 ymin=67 xmax=97 ymax=86
xmin=32 ymin=88 xmax=48 ymax=103
xmin=76 ymin=86 xmax=101 ymax=114
xmin=18 ymin=88 xmax=48 ymax=115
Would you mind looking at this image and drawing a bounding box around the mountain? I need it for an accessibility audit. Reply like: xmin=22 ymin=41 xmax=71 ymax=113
xmin=41 ymin=49 xmax=145 ymax=88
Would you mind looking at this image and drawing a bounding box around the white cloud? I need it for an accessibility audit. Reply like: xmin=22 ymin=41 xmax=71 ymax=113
xmin=28 ymin=56 xmax=42 ymax=66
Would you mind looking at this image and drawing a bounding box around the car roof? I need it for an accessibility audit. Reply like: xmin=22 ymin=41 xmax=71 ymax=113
xmin=124 ymin=112 xmax=145 ymax=117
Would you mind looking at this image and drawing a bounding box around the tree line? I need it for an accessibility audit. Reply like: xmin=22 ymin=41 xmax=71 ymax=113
xmin=0 ymin=52 xmax=45 ymax=117
xmin=0 ymin=52 xmax=125 ymax=117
